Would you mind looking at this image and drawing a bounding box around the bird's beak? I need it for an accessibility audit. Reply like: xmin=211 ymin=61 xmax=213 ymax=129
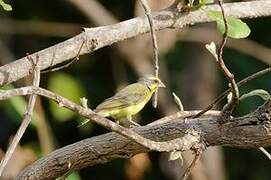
xmin=158 ymin=80 xmax=166 ymax=88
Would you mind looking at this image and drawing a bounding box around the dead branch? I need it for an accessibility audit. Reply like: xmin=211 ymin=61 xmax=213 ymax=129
xmin=0 ymin=0 xmax=270 ymax=86
xmin=216 ymin=0 xmax=239 ymax=120
xmin=139 ymin=0 xmax=160 ymax=108
xmin=0 ymin=55 xmax=40 ymax=176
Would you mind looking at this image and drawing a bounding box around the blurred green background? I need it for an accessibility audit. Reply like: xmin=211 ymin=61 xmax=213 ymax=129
xmin=0 ymin=0 xmax=271 ymax=179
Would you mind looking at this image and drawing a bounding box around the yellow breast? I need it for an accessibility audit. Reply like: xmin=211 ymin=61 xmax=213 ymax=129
xmin=97 ymin=90 xmax=153 ymax=119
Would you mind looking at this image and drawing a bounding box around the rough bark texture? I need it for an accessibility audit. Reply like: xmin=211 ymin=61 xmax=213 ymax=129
xmin=0 ymin=1 xmax=270 ymax=86
xmin=17 ymin=99 xmax=271 ymax=179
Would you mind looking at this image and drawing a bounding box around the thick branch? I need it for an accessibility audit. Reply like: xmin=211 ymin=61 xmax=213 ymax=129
xmin=0 ymin=0 xmax=270 ymax=86
xmin=17 ymin=99 xmax=271 ymax=179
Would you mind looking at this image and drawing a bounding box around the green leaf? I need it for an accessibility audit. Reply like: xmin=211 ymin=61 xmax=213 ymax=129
xmin=227 ymin=92 xmax=233 ymax=103
xmin=169 ymin=151 xmax=183 ymax=165
xmin=48 ymin=72 xmax=86 ymax=122
xmin=80 ymin=97 xmax=88 ymax=108
xmin=206 ymin=10 xmax=251 ymax=39
xmin=172 ymin=92 xmax=184 ymax=111
xmin=0 ymin=0 xmax=12 ymax=11
xmin=240 ymin=89 xmax=270 ymax=101
xmin=66 ymin=172 xmax=81 ymax=180
xmin=199 ymin=0 xmax=205 ymax=5
xmin=77 ymin=116 xmax=93 ymax=135
xmin=56 ymin=171 xmax=81 ymax=180
xmin=205 ymin=42 xmax=217 ymax=59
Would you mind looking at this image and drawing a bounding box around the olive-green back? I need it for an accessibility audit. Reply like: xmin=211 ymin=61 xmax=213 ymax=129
xmin=95 ymin=83 xmax=150 ymax=112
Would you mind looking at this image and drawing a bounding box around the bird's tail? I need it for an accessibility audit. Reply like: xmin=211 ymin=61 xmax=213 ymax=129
xmin=77 ymin=109 xmax=107 ymax=127
xmin=77 ymin=119 xmax=90 ymax=127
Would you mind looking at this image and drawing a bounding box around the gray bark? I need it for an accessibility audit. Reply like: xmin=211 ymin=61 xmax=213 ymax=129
xmin=17 ymin=100 xmax=271 ymax=179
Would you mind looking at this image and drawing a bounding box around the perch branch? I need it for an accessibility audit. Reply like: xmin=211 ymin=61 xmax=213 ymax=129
xmin=16 ymin=99 xmax=271 ymax=179
xmin=0 ymin=86 xmax=201 ymax=152
xmin=0 ymin=0 xmax=270 ymax=86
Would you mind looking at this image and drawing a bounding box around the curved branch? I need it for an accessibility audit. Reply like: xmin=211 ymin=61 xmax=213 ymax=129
xmin=0 ymin=86 xmax=202 ymax=153
xmin=17 ymin=99 xmax=271 ymax=179
xmin=0 ymin=0 xmax=270 ymax=86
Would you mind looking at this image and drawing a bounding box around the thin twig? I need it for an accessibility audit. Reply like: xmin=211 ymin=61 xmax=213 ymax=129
xmin=259 ymin=147 xmax=271 ymax=160
xmin=41 ymin=40 xmax=85 ymax=73
xmin=139 ymin=0 xmax=160 ymax=108
xmin=193 ymin=67 xmax=271 ymax=118
xmin=41 ymin=59 xmax=75 ymax=73
xmin=0 ymin=55 xmax=40 ymax=176
xmin=217 ymin=0 xmax=228 ymax=60
xmin=173 ymin=92 xmax=184 ymax=111
xmin=0 ymin=40 xmax=54 ymax=155
xmin=181 ymin=150 xmax=202 ymax=180
xmin=213 ymin=0 xmax=239 ymax=120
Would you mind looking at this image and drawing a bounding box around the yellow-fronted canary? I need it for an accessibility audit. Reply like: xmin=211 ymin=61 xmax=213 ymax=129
xmin=94 ymin=74 xmax=165 ymax=126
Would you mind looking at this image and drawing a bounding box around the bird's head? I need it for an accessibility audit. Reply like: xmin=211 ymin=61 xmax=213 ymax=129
xmin=139 ymin=74 xmax=166 ymax=92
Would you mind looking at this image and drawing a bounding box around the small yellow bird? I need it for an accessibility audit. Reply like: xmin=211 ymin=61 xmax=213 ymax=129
xmin=94 ymin=74 xmax=165 ymax=126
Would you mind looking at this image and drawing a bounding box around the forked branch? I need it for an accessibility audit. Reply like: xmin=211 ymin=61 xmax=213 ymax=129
xmin=0 ymin=55 xmax=40 ymax=176
xmin=17 ymin=99 xmax=271 ymax=179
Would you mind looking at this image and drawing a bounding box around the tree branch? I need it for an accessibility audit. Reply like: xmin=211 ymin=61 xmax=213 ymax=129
xmin=0 ymin=55 xmax=40 ymax=176
xmin=139 ymin=0 xmax=160 ymax=108
xmin=0 ymin=86 xmax=201 ymax=152
xmin=216 ymin=0 xmax=239 ymax=120
xmin=0 ymin=0 xmax=270 ymax=86
xmin=16 ymin=99 xmax=271 ymax=179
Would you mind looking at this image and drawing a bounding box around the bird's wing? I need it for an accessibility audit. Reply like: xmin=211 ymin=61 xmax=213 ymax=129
xmin=95 ymin=83 xmax=149 ymax=111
